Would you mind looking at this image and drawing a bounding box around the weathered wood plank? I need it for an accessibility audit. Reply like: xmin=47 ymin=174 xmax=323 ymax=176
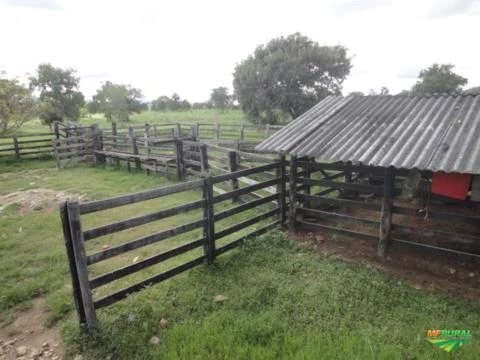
xmin=59 ymin=202 xmax=86 ymax=325
xmin=213 ymin=178 xmax=280 ymax=203
xmin=298 ymin=219 xmax=378 ymax=241
xmin=66 ymin=202 xmax=97 ymax=329
xmin=203 ymin=176 xmax=215 ymax=264
xmin=211 ymin=162 xmax=279 ymax=184
xmin=86 ymin=219 xmax=205 ymax=264
xmin=214 ymin=208 xmax=278 ymax=240
xmin=89 ymin=238 xmax=204 ymax=289
xmin=94 ymin=255 xmax=207 ymax=309
xmin=297 ymin=178 xmax=384 ymax=195
xmin=83 ymin=199 xmax=205 ymax=241
xmin=297 ymin=193 xmax=382 ymax=211
xmin=214 ymin=193 xmax=277 ymax=222
xmin=298 ymin=207 xmax=379 ymax=227
xmin=79 ymin=179 xmax=203 ymax=214
xmin=378 ymin=167 xmax=395 ymax=257
xmin=215 ymin=220 xmax=280 ymax=256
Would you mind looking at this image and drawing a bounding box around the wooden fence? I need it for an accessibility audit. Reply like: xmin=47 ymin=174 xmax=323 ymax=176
xmin=102 ymin=122 xmax=283 ymax=143
xmin=60 ymin=158 xmax=287 ymax=329
xmin=0 ymin=133 xmax=54 ymax=160
xmin=290 ymin=158 xmax=480 ymax=262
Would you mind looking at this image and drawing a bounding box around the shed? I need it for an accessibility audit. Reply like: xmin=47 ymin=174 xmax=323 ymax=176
xmin=256 ymin=94 xmax=480 ymax=261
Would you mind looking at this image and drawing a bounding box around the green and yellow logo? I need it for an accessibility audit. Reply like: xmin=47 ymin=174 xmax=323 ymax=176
xmin=426 ymin=330 xmax=472 ymax=352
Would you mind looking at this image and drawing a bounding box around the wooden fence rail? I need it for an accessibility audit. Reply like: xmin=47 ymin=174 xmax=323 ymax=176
xmin=290 ymin=158 xmax=480 ymax=263
xmin=60 ymin=158 xmax=287 ymax=329
xmin=0 ymin=133 xmax=55 ymax=160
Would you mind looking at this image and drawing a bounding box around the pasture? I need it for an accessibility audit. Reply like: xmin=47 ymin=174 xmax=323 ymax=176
xmin=0 ymin=158 xmax=479 ymax=359
xmin=18 ymin=109 xmax=249 ymax=134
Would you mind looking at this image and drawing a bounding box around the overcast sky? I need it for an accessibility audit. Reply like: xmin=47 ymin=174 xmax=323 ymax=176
xmin=1 ymin=0 xmax=479 ymax=102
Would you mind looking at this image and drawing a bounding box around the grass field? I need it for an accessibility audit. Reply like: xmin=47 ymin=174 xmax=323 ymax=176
xmin=18 ymin=109 xmax=250 ymax=134
xmin=1 ymin=160 xmax=479 ymax=359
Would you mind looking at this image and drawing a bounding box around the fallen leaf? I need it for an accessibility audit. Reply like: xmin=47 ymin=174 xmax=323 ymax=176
xmin=213 ymin=295 xmax=227 ymax=303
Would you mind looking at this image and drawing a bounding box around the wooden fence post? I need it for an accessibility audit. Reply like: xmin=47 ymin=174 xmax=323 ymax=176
xmin=276 ymin=155 xmax=287 ymax=225
xmin=289 ymin=156 xmax=298 ymax=232
xmin=54 ymin=122 xmax=60 ymax=140
xmin=345 ymin=161 xmax=353 ymax=183
xmin=13 ymin=136 xmax=20 ymax=161
xmin=66 ymin=202 xmax=97 ymax=329
xmin=59 ymin=202 xmax=87 ymax=325
xmin=53 ymin=139 xmax=61 ymax=168
xmin=215 ymin=123 xmax=220 ymax=141
xmin=228 ymin=151 xmax=239 ymax=202
xmin=176 ymin=123 xmax=181 ymax=139
xmin=199 ymin=144 xmax=209 ymax=176
xmin=174 ymin=139 xmax=184 ymax=180
xmin=378 ymin=167 xmax=395 ymax=257
xmin=132 ymin=135 xmax=141 ymax=170
xmin=203 ymin=176 xmax=216 ymax=264
xmin=192 ymin=124 xmax=199 ymax=141
xmin=240 ymin=124 xmax=244 ymax=140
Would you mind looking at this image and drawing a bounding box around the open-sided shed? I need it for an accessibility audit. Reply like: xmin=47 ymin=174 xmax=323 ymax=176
xmin=257 ymin=94 xmax=480 ymax=261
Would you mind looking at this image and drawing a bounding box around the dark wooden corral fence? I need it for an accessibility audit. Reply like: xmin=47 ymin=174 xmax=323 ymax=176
xmin=290 ymin=157 xmax=480 ymax=262
xmin=0 ymin=133 xmax=54 ymax=160
xmin=60 ymin=158 xmax=287 ymax=329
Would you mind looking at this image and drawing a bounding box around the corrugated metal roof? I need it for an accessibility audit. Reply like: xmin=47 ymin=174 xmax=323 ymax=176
xmin=256 ymin=94 xmax=480 ymax=174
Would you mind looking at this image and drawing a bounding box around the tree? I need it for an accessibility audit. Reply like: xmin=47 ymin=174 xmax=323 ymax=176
xmin=465 ymin=86 xmax=480 ymax=95
xmin=151 ymin=94 xmax=191 ymax=112
xmin=210 ymin=87 xmax=231 ymax=111
xmin=91 ymin=81 xmax=144 ymax=122
xmin=29 ymin=64 xmax=84 ymax=128
xmin=411 ymin=64 xmax=467 ymax=95
xmin=151 ymin=96 xmax=171 ymax=111
xmin=233 ymin=33 xmax=351 ymax=124
xmin=0 ymin=75 xmax=36 ymax=134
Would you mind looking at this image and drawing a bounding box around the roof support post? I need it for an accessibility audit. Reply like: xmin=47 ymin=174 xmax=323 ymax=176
xmin=378 ymin=166 xmax=395 ymax=257
xmin=289 ymin=156 xmax=298 ymax=233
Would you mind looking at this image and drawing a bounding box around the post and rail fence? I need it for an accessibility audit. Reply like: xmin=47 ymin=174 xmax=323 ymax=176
xmin=60 ymin=158 xmax=287 ymax=329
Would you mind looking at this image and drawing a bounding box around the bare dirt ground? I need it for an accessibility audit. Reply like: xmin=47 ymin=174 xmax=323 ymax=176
xmin=0 ymin=188 xmax=87 ymax=215
xmin=0 ymin=299 xmax=63 ymax=360
xmin=295 ymin=227 xmax=480 ymax=301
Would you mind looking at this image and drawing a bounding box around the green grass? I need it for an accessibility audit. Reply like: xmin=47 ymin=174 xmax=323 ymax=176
xmin=61 ymin=231 xmax=480 ymax=359
xmin=16 ymin=109 xmax=255 ymax=134
xmin=1 ymin=160 xmax=479 ymax=359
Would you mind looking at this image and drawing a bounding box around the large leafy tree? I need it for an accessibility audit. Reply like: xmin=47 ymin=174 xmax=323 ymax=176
xmin=29 ymin=64 xmax=84 ymax=128
xmin=209 ymin=87 xmax=232 ymax=111
xmin=151 ymin=93 xmax=191 ymax=112
xmin=91 ymin=81 xmax=144 ymax=122
xmin=233 ymin=33 xmax=351 ymax=124
xmin=0 ymin=75 xmax=36 ymax=134
xmin=411 ymin=64 xmax=467 ymax=95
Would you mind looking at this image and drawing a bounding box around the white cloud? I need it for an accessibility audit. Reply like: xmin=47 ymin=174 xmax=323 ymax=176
xmin=5 ymin=0 xmax=60 ymax=10
xmin=0 ymin=0 xmax=479 ymax=101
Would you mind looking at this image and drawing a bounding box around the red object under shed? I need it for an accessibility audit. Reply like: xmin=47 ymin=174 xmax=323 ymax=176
xmin=431 ymin=172 xmax=471 ymax=200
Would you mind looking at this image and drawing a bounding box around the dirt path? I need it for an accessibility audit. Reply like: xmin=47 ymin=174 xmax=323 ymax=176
xmin=296 ymin=228 xmax=480 ymax=301
xmin=0 ymin=298 xmax=64 ymax=360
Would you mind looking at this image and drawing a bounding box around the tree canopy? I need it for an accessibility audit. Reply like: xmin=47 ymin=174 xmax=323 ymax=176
xmin=151 ymin=93 xmax=191 ymax=111
xmin=411 ymin=64 xmax=467 ymax=95
xmin=29 ymin=64 xmax=84 ymax=127
xmin=233 ymin=33 xmax=351 ymax=124
xmin=91 ymin=81 xmax=144 ymax=122
xmin=209 ymin=87 xmax=232 ymax=111
xmin=0 ymin=75 xmax=36 ymax=134
xmin=465 ymin=86 xmax=480 ymax=95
